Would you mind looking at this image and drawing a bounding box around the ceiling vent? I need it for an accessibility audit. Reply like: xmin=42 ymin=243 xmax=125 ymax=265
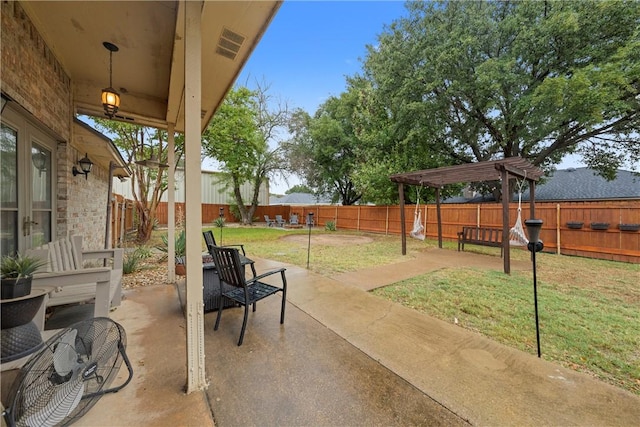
xmin=216 ymin=28 xmax=245 ymax=60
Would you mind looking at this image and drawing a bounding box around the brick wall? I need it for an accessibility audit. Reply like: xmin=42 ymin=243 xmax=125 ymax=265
xmin=66 ymin=147 xmax=110 ymax=250
xmin=2 ymin=1 xmax=108 ymax=250
xmin=1 ymin=1 xmax=72 ymax=141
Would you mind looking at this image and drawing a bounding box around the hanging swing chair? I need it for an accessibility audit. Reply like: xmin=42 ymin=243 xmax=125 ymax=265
xmin=410 ymin=188 xmax=426 ymax=241
xmin=509 ymin=177 xmax=529 ymax=246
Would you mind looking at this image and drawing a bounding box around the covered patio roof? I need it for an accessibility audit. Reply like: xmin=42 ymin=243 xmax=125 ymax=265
xmin=11 ymin=0 xmax=282 ymax=394
xmin=21 ymin=1 xmax=280 ymax=133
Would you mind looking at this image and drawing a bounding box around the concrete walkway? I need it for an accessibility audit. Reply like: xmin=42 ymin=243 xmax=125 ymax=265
xmin=6 ymin=248 xmax=639 ymax=426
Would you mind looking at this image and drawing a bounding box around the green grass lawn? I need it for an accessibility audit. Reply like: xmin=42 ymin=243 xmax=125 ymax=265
xmin=156 ymin=225 xmax=640 ymax=395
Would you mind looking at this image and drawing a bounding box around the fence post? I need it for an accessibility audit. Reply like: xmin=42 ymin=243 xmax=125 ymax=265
xmin=386 ymin=206 xmax=389 ymax=235
xmin=423 ymin=205 xmax=427 ymax=234
xmin=556 ymin=203 xmax=561 ymax=255
xmin=357 ymin=206 xmax=361 ymax=231
xmin=477 ymin=204 xmax=480 ymax=228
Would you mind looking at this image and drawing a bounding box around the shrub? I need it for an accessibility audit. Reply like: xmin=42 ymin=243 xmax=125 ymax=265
xmin=157 ymin=229 xmax=186 ymax=259
xmin=133 ymin=245 xmax=153 ymax=259
xmin=213 ymin=217 xmax=226 ymax=228
xmin=325 ymin=220 xmax=336 ymax=231
xmin=123 ymin=251 xmax=143 ymax=274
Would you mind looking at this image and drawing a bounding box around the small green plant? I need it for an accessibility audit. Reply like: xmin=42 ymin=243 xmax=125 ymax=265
xmin=213 ymin=217 xmax=226 ymax=228
xmin=1 ymin=252 xmax=47 ymax=279
xmin=123 ymin=251 xmax=143 ymax=274
xmin=133 ymin=245 xmax=153 ymax=259
xmin=157 ymin=229 xmax=186 ymax=259
xmin=325 ymin=220 xmax=337 ymax=231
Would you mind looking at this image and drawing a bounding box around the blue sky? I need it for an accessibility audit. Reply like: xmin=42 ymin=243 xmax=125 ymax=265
xmin=238 ymin=0 xmax=409 ymax=115
xmin=229 ymin=1 xmax=410 ymax=192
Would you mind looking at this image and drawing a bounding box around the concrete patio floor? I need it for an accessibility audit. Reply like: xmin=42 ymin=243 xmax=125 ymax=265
xmin=3 ymin=248 xmax=639 ymax=426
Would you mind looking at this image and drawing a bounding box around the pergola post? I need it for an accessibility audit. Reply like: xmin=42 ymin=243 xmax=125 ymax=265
xmin=398 ymin=183 xmax=406 ymax=255
xmin=501 ymin=168 xmax=511 ymax=274
xmin=435 ymin=187 xmax=442 ymax=248
xmin=529 ymin=180 xmax=536 ymax=218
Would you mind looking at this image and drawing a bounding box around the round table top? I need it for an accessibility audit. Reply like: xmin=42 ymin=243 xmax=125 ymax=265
xmin=0 ymin=287 xmax=50 ymax=303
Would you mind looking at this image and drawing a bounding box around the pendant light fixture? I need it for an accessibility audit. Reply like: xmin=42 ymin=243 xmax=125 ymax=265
xmin=101 ymin=41 xmax=120 ymax=118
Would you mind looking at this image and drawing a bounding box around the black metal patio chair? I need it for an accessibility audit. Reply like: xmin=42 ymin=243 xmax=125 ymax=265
xmin=209 ymin=246 xmax=287 ymax=346
xmin=203 ymin=230 xmax=256 ymax=277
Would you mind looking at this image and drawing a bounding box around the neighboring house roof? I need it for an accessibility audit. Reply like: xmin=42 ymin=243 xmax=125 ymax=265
xmin=444 ymin=168 xmax=640 ymax=203
xmin=270 ymin=192 xmax=333 ymax=205
xmin=522 ymin=168 xmax=640 ymax=201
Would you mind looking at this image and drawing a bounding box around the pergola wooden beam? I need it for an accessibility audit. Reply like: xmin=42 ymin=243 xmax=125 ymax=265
xmin=390 ymin=157 xmax=544 ymax=274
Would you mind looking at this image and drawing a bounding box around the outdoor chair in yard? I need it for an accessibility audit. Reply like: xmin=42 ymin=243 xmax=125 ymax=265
xmin=275 ymin=215 xmax=286 ymax=227
xmin=202 ymin=230 xmax=256 ymax=277
xmin=209 ymin=246 xmax=287 ymax=346
xmin=264 ymin=215 xmax=275 ymax=227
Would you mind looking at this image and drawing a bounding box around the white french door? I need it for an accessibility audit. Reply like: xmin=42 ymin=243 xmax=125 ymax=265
xmin=1 ymin=106 xmax=55 ymax=255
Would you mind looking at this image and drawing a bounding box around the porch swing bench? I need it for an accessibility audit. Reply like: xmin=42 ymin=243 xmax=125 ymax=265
xmin=457 ymin=226 xmax=504 ymax=257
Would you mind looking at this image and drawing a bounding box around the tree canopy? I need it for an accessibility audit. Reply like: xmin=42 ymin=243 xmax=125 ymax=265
xmin=202 ymin=85 xmax=289 ymax=223
xmin=357 ymin=0 xmax=639 ymax=197
xmin=284 ymin=1 xmax=640 ymax=203
xmin=284 ymin=90 xmax=364 ymax=205
xmin=94 ymin=119 xmax=183 ymax=243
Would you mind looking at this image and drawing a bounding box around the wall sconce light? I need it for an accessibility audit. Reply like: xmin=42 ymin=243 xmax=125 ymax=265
xmin=101 ymin=41 xmax=120 ymax=118
xmin=73 ymin=153 xmax=93 ymax=179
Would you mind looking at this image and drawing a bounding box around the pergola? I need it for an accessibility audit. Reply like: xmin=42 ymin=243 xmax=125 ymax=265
xmin=390 ymin=157 xmax=544 ymax=274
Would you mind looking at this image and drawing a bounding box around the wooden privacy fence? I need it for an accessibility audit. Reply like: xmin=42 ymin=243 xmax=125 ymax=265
xmin=152 ymin=200 xmax=639 ymax=263
xmin=109 ymin=194 xmax=134 ymax=248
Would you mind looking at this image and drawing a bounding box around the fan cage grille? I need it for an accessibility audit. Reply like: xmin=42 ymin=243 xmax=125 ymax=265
xmin=6 ymin=317 xmax=128 ymax=427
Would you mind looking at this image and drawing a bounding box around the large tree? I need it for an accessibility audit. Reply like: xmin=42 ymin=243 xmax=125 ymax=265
xmin=359 ymin=0 xmax=640 ymax=191
xmin=202 ymin=84 xmax=289 ymax=223
xmin=284 ymin=91 xmax=364 ymax=205
xmin=94 ymin=119 xmax=183 ymax=243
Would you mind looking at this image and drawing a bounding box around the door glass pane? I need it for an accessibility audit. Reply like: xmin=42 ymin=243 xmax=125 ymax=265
xmin=31 ymin=143 xmax=52 ymax=247
xmin=1 ymin=124 xmax=18 ymax=255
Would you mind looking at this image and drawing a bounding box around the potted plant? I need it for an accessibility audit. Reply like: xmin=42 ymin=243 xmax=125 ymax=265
xmin=1 ymin=252 xmax=47 ymax=299
xmin=566 ymin=221 xmax=583 ymax=229
xmin=618 ymin=223 xmax=640 ymax=232
xmin=590 ymin=222 xmax=610 ymax=231
xmin=157 ymin=229 xmax=187 ymax=275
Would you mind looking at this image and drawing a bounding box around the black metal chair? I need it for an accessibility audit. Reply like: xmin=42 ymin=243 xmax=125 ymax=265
xmin=209 ymin=246 xmax=287 ymax=346
xmin=202 ymin=230 xmax=256 ymax=277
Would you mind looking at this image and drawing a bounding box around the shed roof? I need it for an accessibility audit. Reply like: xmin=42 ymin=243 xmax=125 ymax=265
xmin=389 ymin=157 xmax=544 ymax=187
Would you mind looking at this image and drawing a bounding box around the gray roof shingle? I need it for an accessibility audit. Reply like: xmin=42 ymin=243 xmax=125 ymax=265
xmin=522 ymin=168 xmax=640 ymax=201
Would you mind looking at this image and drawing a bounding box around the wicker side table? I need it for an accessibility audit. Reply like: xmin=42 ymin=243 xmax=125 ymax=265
xmin=1 ymin=288 xmax=48 ymax=363
xmin=203 ymin=263 xmax=238 ymax=312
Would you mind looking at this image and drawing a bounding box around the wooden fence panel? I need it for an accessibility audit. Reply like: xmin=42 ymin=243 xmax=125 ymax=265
xmin=141 ymin=199 xmax=639 ymax=263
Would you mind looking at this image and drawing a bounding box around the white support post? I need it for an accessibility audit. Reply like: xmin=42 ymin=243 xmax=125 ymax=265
xmin=167 ymin=124 xmax=176 ymax=282
xmin=184 ymin=0 xmax=206 ymax=393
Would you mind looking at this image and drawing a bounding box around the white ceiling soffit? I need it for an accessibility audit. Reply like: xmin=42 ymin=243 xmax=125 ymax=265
xmin=21 ymin=1 xmax=281 ymax=134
